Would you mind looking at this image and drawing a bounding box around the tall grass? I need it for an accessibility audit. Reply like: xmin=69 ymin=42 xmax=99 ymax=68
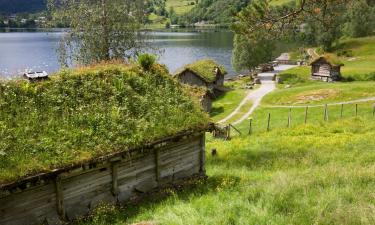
xmin=76 ymin=117 xmax=375 ymax=225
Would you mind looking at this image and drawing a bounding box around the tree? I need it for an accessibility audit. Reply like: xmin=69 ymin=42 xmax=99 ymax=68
xmin=344 ymin=0 xmax=375 ymax=38
xmin=48 ymin=0 xmax=147 ymax=66
xmin=232 ymin=34 xmax=274 ymax=72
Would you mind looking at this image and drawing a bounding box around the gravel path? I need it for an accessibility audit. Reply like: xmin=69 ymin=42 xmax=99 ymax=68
xmin=219 ymin=64 xmax=298 ymax=125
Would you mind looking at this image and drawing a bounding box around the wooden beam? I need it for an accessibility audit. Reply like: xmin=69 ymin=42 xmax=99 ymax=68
xmin=54 ymin=175 xmax=66 ymax=220
xmin=199 ymin=133 xmax=206 ymax=174
xmin=154 ymin=149 xmax=160 ymax=183
xmin=111 ymin=163 xmax=119 ymax=196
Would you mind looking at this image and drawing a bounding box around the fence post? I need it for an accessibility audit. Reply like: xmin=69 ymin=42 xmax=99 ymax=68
xmin=226 ymin=125 xmax=231 ymax=140
xmin=287 ymin=108 xmax=292 ymax=128
xmin=304 ymin=106 xmax=308 ymax=124
xmin=248 ymin=118 xmax=253 ymax=135
xmin=324 ymin=104 xmax=328 ymax=121
xmin=355 ymin=104 xmax=358 ymax=117
xmin=267 ymin=113 xmax=271 ymax=132
xmin=341 ymin=104 xmax=344 ymax=118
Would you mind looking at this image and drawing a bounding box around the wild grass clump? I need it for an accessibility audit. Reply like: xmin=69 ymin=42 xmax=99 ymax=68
xmin=0 ymin=63 xmax=209 ymax=184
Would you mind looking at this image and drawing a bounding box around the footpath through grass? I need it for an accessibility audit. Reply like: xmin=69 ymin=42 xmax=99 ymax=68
xmin=78 ymin=116 xmax=375 ymax=225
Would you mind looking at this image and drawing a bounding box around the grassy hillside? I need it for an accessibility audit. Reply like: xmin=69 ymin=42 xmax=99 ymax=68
xmin=281 ymin=36 xmax=375 ymax=83
xmin=77 ymin=116 xmax=375 ymax=225
xmin=75 ymin=56 xmax=375 ymax=224
xmin=0 ymin=63 xmax=209 ymax=185
xmin=336 ymin=36 xmax=375 ymax=79
xmin=166 ymin=0 xmax=195 ymax=15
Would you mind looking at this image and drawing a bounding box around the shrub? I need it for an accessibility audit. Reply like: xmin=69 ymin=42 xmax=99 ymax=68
xmin=138 ymin=54 xmax=157 ymax=71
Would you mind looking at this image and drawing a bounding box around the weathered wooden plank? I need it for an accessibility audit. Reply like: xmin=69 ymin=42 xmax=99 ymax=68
xmin=111 ymin=162 xmax=119 ymax=196
xmin=54 ymin=176 xmax=66 ymax=220
xmin=0 ymin=133 xmax=206 ymax=225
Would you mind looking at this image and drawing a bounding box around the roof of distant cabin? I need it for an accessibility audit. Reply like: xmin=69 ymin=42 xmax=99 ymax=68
xmin=310 ymin=54 xmax=344 ymax=67
xmin=174 ymin=59 xmax=227 ymax=83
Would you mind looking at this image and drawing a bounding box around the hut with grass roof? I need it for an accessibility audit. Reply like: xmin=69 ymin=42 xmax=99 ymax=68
xmin=0 ymin=63 xmax=211 ymax=225
xmin=310 ymin=54 xmax=344 ymax=82
xmin=174 ymin=59 xmax=227 ymax=96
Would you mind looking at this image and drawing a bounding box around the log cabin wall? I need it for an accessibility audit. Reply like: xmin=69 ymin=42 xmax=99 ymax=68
xmin=0 ymin=132 xmax=206 ymax=225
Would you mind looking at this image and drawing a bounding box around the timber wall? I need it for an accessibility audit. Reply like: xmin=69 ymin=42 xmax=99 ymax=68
xmin=0 ymin=132 xmax=206 ymax=225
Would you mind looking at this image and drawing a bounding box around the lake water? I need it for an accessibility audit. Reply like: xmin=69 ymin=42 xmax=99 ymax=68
xmin=0 ymin=29 xmax=235 ymax=79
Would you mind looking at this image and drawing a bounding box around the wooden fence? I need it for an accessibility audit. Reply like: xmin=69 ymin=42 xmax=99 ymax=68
xmin=218 ymin=102 xmax=375 ymax=139
xmin=0 ymin=131 xmax=206 ymax=225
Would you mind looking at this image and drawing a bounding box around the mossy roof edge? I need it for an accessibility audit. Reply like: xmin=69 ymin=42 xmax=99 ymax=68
xmin=175 ymin=59 xmax=227 ymax=83
xmin=0 ymin=124 xmax=213 ymax=189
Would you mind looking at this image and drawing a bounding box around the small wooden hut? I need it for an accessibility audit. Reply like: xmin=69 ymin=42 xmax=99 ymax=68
xmin=174 ymin=59 xmax=227 ymax=95
xmin=310 ymin=55 xmax=344 ymax=82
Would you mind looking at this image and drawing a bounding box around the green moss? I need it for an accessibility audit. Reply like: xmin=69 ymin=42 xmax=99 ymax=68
xmin=177 ymin=59 xmax=227 ymax=83
xmin=0 ymin=63 xmax=209 ymax=185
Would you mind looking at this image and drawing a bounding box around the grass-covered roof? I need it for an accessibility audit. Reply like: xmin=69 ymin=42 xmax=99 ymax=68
xmin=176 ymin=59 xmax=227 ymax=83
xmin=310 ymin=53 xmax=344 ymax=67
xmin=0 ymin=63 xmax=209 ymax=185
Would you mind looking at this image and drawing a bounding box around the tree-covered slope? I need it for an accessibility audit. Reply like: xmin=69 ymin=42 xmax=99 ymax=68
xmin=183 ymin=0 xmax=251 ymax=24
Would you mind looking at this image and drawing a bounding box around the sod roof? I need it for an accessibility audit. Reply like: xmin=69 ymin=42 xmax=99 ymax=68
xmin=0 ymin=63 xmax=209 ymax=185
xmin=310 ymin=53 xmax=344 ymax=67
xmin=175 ymin=59 xmax=227 ymax=83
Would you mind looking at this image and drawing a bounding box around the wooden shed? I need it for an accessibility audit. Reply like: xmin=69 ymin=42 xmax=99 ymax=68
xmin=310 ymin=55 xmax=344 ymax=82
xmin=174 ymin=59 xmax=227 ymax=95
xmin=0 ymin=129 xmax=209 ymax=225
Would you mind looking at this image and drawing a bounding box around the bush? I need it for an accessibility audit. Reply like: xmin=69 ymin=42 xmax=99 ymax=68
xmin=138 ymin=54 xmax=157 ymax=71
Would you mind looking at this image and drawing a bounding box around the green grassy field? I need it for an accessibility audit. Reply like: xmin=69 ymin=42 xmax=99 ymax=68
xmin=77 ymin=115 xmax=375 ymax=225
xmin=76 ymin=66 xmax=375 ymax=225
xmin=270 ymin=0 xmax=295 ymax=6
xmin=210 ymin=89 xmax=247 ymax=122
xmin=74 ymin=35 xmax=375 ymax=224
xmin=336 ymin=36 xmax=375 ymax=79
xmin=264 ymin=81 xmax=375 ymax=106
xmin=166 ymin=0 xmax=194 ymax=15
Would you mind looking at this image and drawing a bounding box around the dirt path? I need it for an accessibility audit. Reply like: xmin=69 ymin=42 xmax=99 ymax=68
xmin=219 ymin=64 xmax=298 ymax=125
xmin=268 ymin=97 xmax=375 ymax=108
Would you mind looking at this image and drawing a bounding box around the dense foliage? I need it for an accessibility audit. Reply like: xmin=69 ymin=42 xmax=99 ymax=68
xmin=0 ymin=63 xmax=209 ymax=184
xmin=232 ymin=0 xmax=375 ymax=72
xmin=176 ymin=0 xmax=250 ymax=25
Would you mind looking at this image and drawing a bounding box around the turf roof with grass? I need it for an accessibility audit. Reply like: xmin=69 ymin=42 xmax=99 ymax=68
xmin=0 ymin=63 xmax=209 ymax=185
xmin=175 ymin=59 xmax=227 ymax=83
xmin=310 ymin=53 xmax=344 ymax=67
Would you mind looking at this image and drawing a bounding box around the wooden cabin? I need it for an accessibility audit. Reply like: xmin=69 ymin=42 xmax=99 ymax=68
xmin=310 ymin=55 xmax=344 ymax=82
xmin=174 ymin=59 xmax=227 ymax=95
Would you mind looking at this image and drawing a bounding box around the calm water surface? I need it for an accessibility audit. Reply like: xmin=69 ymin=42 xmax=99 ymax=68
xmin=0 ymin=30 xmax=235 ymax=79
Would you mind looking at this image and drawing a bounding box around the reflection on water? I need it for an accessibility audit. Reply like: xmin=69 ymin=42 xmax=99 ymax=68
xmin=0 ymin=29 xmax=235 ymax=79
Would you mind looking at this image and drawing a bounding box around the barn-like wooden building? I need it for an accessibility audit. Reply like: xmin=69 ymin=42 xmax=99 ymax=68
xmin=174 ymin=59 xmax=227 ymax=95
xmin=310 ymin=55 xmax=344 ymax=82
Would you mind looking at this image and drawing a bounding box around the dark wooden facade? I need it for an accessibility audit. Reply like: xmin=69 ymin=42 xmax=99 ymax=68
xmin=0 ymin=131 xmax=207 ymax=225
xmin=310 ymin=57 xmax=343 ymax=82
